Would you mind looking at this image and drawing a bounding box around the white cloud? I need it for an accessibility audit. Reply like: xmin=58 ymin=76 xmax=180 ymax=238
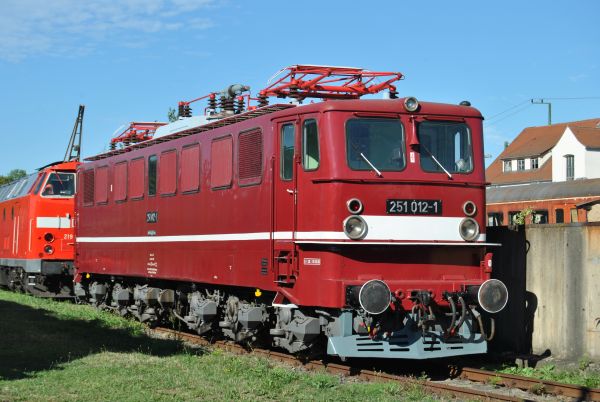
xmin=0 ymin=0 xmax=215 ymax=62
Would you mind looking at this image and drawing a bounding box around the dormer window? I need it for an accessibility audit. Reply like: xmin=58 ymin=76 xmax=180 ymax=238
xmin=531 ymin=157 xmax=539 ymax=170
xmin=503 ymin=160 xmax=512 ymax=172
xmin=517 ymin=159 xmax=525 ymax=171
xmin=565 ymin=154 xmax=574 ymax=180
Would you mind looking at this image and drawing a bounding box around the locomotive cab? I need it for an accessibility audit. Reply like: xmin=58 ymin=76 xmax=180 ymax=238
xmin=271 ymin=98 xmax=508 ymax=359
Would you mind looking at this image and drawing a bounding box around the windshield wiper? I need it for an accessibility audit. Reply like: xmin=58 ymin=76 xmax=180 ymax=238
xmin=349 ymin=140 xmax=382 ymax=177
xmin=359 ymin=152 xmax=382 ymax=177
xmin=420 ymin=144 xmax=453 ymax=179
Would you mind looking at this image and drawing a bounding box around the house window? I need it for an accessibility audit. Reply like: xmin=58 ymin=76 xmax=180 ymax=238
xmin=487 ymin=212 xmax=504 ymax=226
xmin=503 ymin=160 xmax=512 ymax=172
xmin=531 ymin=157 xmax=539 ymax=170
xmin=565 ymin=155 xmax=574 ymax=180
xmin=533 ymin=210 xmax=548 ymax=224
xmin=570 ymin=208 xmax=578 ymax=223
xmin=508 ymin=211 xmax=519 ymax=224
xmin=555 ymin=208 xmax=564 ymax=223
xmin=517 ymin=159 xmax=525 ymax=171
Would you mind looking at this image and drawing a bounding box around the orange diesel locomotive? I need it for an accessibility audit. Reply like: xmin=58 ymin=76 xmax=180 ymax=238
xmin=0 ymin=161 xmax=77 ymax=297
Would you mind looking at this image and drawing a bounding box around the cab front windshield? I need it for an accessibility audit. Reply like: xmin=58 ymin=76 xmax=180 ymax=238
xmin=346 ymin=118 xmax=406 ymax=172
xmin=418 ymin=121 xmax=473 ymax=174
xmin=41 ymin=172 xmax=76 ymax=197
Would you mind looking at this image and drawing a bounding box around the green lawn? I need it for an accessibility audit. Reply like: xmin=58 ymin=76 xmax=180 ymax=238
xmin=0 ymin=290 xmax=438 ymax=401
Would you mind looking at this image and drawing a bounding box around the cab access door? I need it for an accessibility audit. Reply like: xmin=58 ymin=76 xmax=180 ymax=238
xmin=272 ymin=119 xmax=298 ymax=284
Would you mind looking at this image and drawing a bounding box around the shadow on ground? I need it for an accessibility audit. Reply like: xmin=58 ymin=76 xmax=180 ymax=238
xmin=0 ymin=299 xmax=189 ymax=381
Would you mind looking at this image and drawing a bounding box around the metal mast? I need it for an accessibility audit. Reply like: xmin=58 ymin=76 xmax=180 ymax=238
xmin=64 ymin=105 xmax=84 ymax=162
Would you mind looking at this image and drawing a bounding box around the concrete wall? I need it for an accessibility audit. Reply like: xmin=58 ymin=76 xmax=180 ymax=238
xmin=525 ymin=224 xmax=600 ymax=360
xmin=488 ymin=224 xmax=600 ymax=361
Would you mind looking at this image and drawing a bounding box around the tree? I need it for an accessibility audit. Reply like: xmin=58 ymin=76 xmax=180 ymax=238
xmin=513 ymin=206 xmax=535 ymax=225
xmin=0 ymin=169 xmax=27 ymax=186
xmin=167 ymin=107 xmax=178 ymax=123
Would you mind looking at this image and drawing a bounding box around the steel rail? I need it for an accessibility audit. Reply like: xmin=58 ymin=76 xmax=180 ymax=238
xmin=153 ymin=327 xmax=522 ymax=401
xmin=456 ymin=367 xmax=600 ymax=401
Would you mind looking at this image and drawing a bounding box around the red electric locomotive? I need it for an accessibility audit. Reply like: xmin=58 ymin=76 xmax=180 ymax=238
xmin=75 ymin=66 xmax=508 ymax=359
xmin=0 ymin=161 xmax=78 ymax=297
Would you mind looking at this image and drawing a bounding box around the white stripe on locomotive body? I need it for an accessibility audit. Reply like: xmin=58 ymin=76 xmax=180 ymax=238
xmin=77 ymin=215 xmax=486 ymax=243
xmin=36 ymin=217 xmax=72 ymax=229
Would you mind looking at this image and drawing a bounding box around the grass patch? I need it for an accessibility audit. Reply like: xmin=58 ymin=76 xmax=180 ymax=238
xmin=498 ymin=364 xmax=600 ymax=389
xmin=0 ymin=290 xmax=438 ymax=401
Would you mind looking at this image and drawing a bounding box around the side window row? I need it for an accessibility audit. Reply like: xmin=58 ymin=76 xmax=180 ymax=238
xmin=84 ymin=129 xmax=264 ymax=205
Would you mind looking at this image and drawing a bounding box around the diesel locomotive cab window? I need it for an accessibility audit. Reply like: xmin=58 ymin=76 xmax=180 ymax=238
xmin=346 ymin=118 xmax=405 ymax=171
xmin=418 ymin=121 xmax=473 ymax=174
xmin=41 ymin=172 xmax=75 ymax=197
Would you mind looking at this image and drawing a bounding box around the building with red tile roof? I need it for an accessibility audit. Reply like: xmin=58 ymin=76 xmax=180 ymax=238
xmin=485 ymin=118 xmax=600 ymax=225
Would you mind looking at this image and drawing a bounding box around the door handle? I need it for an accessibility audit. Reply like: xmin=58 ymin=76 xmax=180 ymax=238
xmin=286 ymin=189 xmax=295 ymax=194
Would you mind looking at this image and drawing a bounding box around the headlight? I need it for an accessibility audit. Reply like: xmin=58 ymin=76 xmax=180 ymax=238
xmin=477 ymin=279 xmax=509 ymax=313
xmin=343 ymin=215 xmax=368 ymax=240
xmin=403 ymin=97 xmax=420 ymax=112
xmin=44 ymin=232 xmax=55 ymax=243
xmin=462 ymin=201 xmax=477 ymax=217
xmin=459 ymin=217 xmax=479 ymax=241
xmin=359 ymin=279 xmax=391 ymax=315
xmin=44 ymin=245 xmax=54 ymax=255
xmin=346 ymin=198 xmax=363 ymax=214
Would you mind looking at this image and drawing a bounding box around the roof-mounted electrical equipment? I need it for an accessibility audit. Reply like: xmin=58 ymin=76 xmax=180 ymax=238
xmin=109 ymin=122 xmax=167 ymax=150
xmin=257 ymin=65 xmax=403 ymax=106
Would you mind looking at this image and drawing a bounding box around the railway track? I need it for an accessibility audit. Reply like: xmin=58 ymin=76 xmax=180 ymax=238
xmin=154 ymin=327 xmax=599 ymax=401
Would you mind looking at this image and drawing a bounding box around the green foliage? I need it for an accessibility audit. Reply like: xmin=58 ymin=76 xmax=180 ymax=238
xmin=499 ymin=363 xmax=600 ymax=388
xmin=167 ymin=107 xmax=178 ymax=122
xmin=512 ymin=206 xmax=535 ymax=225
xmin=0 ymin=169 xmax=27 ymax=186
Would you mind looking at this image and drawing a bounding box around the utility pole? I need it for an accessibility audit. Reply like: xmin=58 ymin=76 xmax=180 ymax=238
xmin=531 ymin=99 xmax=552 ymax=125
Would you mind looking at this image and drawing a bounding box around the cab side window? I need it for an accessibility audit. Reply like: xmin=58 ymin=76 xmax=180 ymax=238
xmin=280 ymin=124 xmax=295 ymax=180
xmin=302 ymin=119 xmax=319 ymax=171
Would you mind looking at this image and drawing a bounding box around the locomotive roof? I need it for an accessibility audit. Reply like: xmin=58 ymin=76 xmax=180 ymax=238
xmin=86 ymin=98 xmax=482 ymax=162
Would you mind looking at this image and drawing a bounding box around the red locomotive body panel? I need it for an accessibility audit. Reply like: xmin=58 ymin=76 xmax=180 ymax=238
xmin=75 ymin=71 xmax=507 ymax=359
xmin=0 ymin=161 xmax=77 ymax=295
xmin=77 ymin=100 xmax=488 ymax=307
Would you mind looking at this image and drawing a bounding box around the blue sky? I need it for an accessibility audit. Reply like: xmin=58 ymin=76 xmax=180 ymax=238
xmin=1 ymin=0 xmax=599 ymax=174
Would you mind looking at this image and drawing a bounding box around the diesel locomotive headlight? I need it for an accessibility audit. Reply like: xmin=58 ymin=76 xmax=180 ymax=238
xmin=476 ymin=279 xmax=509 ymax=314
xmin=403 ymin=96 xmax=420 ymax=112
xmin=459 ymin=217 xmax=479 ymax=241
xmin=44 ymin=232 xmax=55 ymax=243
xmin=343 ymin=215 xmax=368 ymax=240
xmin=346 ymin=198 xmax=363 ymax=214
xmin=359 ymin=280 xmax=392 ymax=315
xmin=462 ymin=201 xmax=477 ymax=217
xmin=44 ymin=245 xmax=54 ymax=255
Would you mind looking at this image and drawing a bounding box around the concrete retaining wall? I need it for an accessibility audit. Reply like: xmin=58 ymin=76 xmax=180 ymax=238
xmin=525 ymin=224 xmax=600 ymax=360
xmin=488 ymin=223 xmax=600 ymax=361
